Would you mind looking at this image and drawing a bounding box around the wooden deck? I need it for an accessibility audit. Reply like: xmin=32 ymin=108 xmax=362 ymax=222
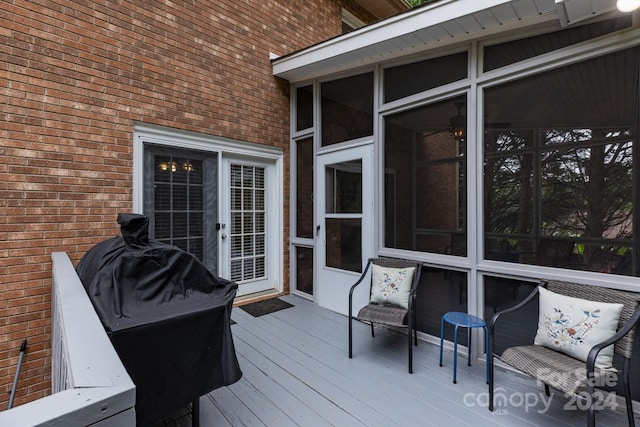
xmin=157 ymin=295 xmax=635 ymax=427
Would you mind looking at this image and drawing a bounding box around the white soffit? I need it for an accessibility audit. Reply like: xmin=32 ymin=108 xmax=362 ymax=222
xmin=272 ymin=0 xmax=618 ymax=82
xmin=555 ymin=0 xmax=618 ymax=26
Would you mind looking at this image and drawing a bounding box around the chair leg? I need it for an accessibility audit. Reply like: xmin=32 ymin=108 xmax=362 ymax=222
xmin=587 ymin=383 xmax=596 ymax=427
xmin=467 ymin=327 xmax=472 ymax=367
xmin=408 ymin=323 xmax=413 ymax=374
xmin=484 ymin=326 xmax=489 ymax=384
xmin=544 ymin=384 xmax=550 ymax=397
xmin=192 ymin=397 xmax=200 ymax=427
xmin=348 ymin=313 xmax=353 ymax=359
xmin=488 ymin=335 xmax=494 ymax=411
xmin=370 ymin=322 xmax=375 ymax=337
xmin=622 ymin=359 xmax=635 ymax=427
xmin=413 ymin=307 xmax=418 ymax=346
xmin=439 ymin=316 xmax=445 ymax=367
xmin=453 ymin=325 xmax=459 ymax=384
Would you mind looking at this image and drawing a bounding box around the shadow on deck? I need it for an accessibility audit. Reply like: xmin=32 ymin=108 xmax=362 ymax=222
xmin=156 ymin=295 xmax=635 ymax=427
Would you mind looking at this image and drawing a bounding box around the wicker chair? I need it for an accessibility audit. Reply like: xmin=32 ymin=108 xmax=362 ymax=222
xmin=348 ymin=257 xmax=422 ymax=373
xmin=488 ymin=280 xmax=640 ymax=427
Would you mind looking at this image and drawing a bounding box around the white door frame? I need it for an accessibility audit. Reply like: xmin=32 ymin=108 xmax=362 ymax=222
xmin=315 ymin=143 xmax=375 ymax=315
xmin=133 ymin=123 xmax=284 ymax=298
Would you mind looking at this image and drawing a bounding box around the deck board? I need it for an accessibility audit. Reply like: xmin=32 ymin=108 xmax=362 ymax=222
xmin=156 ymin=295 xmax=634 ymax=427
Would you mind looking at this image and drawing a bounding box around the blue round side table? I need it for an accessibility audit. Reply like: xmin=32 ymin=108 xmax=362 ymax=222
xmin=439 ymin=311 xmax=489 ymax=384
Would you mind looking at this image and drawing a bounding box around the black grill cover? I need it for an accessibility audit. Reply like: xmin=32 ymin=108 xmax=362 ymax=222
xmin=76 ymin=213 xmax=242 ymax=425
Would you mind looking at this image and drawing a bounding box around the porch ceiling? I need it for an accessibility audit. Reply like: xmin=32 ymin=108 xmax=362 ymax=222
xmin=272 ymin=0 xmax=619 ymax=83
xmin=352 ymin=0 xmax=411 ymax=20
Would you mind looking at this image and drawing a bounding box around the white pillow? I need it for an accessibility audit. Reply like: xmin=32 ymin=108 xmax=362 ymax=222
xmin=534 ymin=286 xmax=623 ymax=370
xmin=369 ymin=265 xmax=415 ymax=309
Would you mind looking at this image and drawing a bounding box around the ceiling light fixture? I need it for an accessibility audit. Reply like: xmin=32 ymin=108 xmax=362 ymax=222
xmin=449 ymin=101 xmax=466 ymax=141
xmin=617 ymin=0 xmax=640 ymax=12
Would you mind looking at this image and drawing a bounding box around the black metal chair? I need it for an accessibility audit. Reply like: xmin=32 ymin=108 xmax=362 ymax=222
xmin=348 ymin=257 xmax=422 ymax=373
xmin=489 ymin=280 xmax=640 ymax=427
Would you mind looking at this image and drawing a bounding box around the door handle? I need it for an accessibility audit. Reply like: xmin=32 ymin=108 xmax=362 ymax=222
xmin=316 ymin=224 xmax=321 ymax=236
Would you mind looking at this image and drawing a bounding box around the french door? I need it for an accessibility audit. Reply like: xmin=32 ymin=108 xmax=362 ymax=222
xmin=315 ymin=144 xmax=374 ymax=315
xmin=220 ymin=156 xmax=280 ymax=297
xmin=143 ymin=147 xmax=279 ymax=297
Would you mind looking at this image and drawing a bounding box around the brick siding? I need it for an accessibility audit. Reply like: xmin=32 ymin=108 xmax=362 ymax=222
xmin=0 ymin=0 xmax=361 ymax=407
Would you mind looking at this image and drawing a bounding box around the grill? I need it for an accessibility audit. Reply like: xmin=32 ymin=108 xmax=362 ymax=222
xmin=76 ymin=213 xmax=242 ymax=426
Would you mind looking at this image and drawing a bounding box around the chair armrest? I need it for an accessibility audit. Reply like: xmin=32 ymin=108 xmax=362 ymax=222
xmin=348 ymin=259 xmax=373 ymax=318
xmin=489 ymin=282 xmax=544 ymax=354
xmin=586 ymin=303 xmax=640 ymax=374
xmin=490 ymin=282 xmax=543 ymax=330
xmin=407 ymin=263 xmax=422 ymax=310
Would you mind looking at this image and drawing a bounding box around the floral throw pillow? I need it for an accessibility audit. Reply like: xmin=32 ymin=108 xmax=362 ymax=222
xmin=369 ymin=265 xmax=415 ymax=309
xmin=534 ymin=286 xmax=623 ymax=370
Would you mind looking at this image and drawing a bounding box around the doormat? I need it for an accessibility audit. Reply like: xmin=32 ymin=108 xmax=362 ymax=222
xmin=239 ymin=298 xmax=293 ymax=317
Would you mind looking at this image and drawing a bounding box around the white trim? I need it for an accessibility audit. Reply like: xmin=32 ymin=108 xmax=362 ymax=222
xmin=220 ymin=155 xmax=283 ymax=296
xmin=133 ymin=122 xmax=283 ymax=212
xmin=133 ymin=122 xmax=284 ymax=297
xmin=273 ymin=0 xmax=558 ymax=82
xmin=273 ymin=0 xmax=512 ymax=71
xmin=342 ymin=8 xmax=366 ymax=31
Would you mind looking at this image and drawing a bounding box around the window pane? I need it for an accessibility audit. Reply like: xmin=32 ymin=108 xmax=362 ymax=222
xmin=189 ymin=238 xmax=203 ymax=260
xmin=189 ymin=212 xmax=203 ymax=235
xmin=155 ymin=156 xmax=172 ymax=182
xmin=243 ymin=188 xmax=253 ymax=210
xmin=415 ymin=267 xmax=468 ymax=339
xmin=255 ymin=233 xmax=265 ymax=254
xmin=255 ymin=256 xmax=265 ymax=278
xmin=255 ymin=168 xmax=264 ymax=188
xmin=384 ymin=96 xmax=467 ymax=255
xmin=231 ymin=188 xmax=242 ymax=210
xmin=173 ymin=212 xmax=187 ymax=236
xmin=483 ymin=16 xmax=631 ymax=72
xmin=155 ymin=184 xmax=171 ymax=210
xmin=188 ymin=160 xmax=202 ymax=184
xmin=483 ymin=47 xmax=638 ymax=276
xmin=295 ymin=246 xmax=314 ymax=295
xmin=325 ymin=161 xmax=362 ymax=214
xmin=483 ymin=276 xmax=538 ymax=354
xmin=189 ymin=185 xmax=203 ymax=210
xmin=325 ymin=218 xmax=361 ymax=272
xmin=230 ymin=164 xmax=241 ymax=186
xmin=173 ymin=184 xmax=188 ymax=210
xmin=255 ymin=213 xmax=265 ymax=233
xmin=296 ymin=137 xmax=314 ymax=238
xmin=173 ymin=238 xmax=188 ymax=252
xmin=321 ymin=73 xmax=373 ymax=146
xmin=155 ymin=212 xmax=171 ymax=239
xmin=296 ymin=85 xmax=313 ymax=131
xmin=172 ymin=161 xmax=188 ymax=184
xmin=484 ymin=152 xmax=535 ymax=236
xmin=384 ymin=52 xmax=467 ymax=103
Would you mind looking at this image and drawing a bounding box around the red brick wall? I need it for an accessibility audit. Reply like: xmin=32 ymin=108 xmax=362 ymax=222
xmin=0 ymin=0 xmax=346 ymax=407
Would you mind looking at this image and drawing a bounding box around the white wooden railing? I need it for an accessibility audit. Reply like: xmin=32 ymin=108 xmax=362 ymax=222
xmin=0 ymin=252 xmax=135 ymax=426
